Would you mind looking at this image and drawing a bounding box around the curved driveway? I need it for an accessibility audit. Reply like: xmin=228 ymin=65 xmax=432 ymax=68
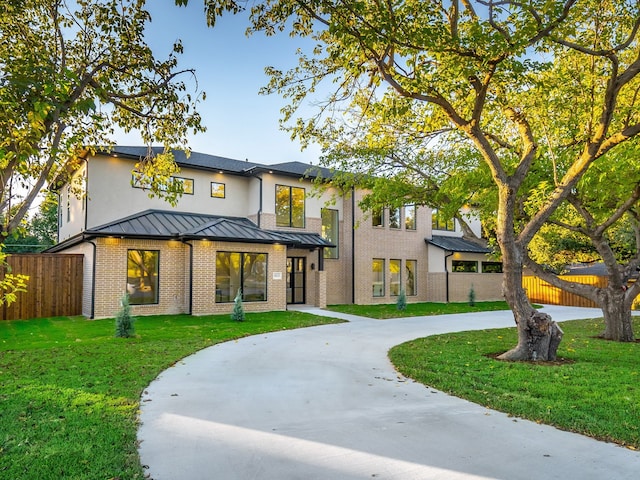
xmin=138 ymin=306 xmax=640 ymax=479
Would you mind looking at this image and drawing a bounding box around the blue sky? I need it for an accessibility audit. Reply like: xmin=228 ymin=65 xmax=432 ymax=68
xmin=115 ymin=1 xmax=322 ymax=165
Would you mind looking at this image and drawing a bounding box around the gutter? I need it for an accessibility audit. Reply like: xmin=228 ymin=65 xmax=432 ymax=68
xmin=445 ymin=250 xmax=454 ymax=303
xmin=351 ymin=187 xmax=356 ymax=304
xmin=89 ymin=239 xmax=97 ymax=319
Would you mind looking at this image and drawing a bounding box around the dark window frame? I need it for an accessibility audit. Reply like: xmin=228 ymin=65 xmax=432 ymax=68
xmin=127 ymin=249 xmax=160 ymax=305
xmin=275 ymin=184 xmax=306 ymax=228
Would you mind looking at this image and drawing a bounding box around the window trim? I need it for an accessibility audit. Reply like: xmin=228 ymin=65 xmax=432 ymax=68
xmin=275 ymin=184 xmax=306 ymax=228
xmin=405 ymin=204 xmax=416 ymax=230
xmin=127 ymin=249 xmax=160 ymax=305
xmin=372 ymin=258 xmax=385 ymax=297
xmin=389 ymin=207 xmax=400 ymax=229
xmin=211 ymin=181 xmax=226 ymax=198
xmin=321 ymin=208 xmax=339 ymax=259
xmin=215 ymin=251 xmax=269 ymax=303
xmin=390 ymin=259 xmax=401 ymax=296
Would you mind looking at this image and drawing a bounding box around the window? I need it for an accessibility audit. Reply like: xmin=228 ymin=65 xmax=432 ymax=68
xmin=276 ymin=185 xmax=305 ymax=228
xmin=211 ymin=182 xmax=225 ymax=198
xmin=432 ymin=209 xmax=455 ymax=231
xmin=127 ymin=250 xmax=160 ymax=305
xmin=482 ymin=262 xmax=503 ymax=273
xmin=452 ymin=260 xmax=478 ymax=272
xmin=216 ymin=252 xmax=267 ymax=303
xmin=321 ymin=208 xmax=339 ymax=259
xmin=133 ymin=174 xmax=194 ymax=194
xmin=372 ymin=209 xmax=384 ymax=227
xmin=174 ymin=177 xmax=194 ymax=194
xmin=390 ymin=259 xmax=401 ymax=296
xmin=389 ymin=207 xmax=400 ymax=229
xmin=405 ymin=260 xmax=417 ymax=296
xmin=405 ymin=204 xmax=416 ymax=230
xmin=372 ymin=259 xmax=385 ymax=297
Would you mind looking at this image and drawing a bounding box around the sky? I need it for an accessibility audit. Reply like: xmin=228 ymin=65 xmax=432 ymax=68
xmin=115 ymin=1 xmax=323 ymax=165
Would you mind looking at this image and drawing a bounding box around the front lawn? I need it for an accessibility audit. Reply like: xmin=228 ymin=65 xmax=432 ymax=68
xmin=326 ymin=300 xmax=512 ymax=319
xmin=389 ymin=317 xmax=640 ymax=449
xmin=0 ymin=311 xmax=343 ymax=479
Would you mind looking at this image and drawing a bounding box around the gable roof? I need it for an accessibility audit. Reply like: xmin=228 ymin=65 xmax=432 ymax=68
xmin=425 ymin=235 xmax=491 ymax=254
xmin=48 ymin=210 xmax=333 ymax=251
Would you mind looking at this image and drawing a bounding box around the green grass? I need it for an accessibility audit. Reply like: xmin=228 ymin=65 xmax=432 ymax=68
xmin=326 ymin=300 xmax=512 ymax=319
xmin=389 ymin=317 xmax=640 ymax=449
xmin=0 ymin=311 xmax=343 ymax=480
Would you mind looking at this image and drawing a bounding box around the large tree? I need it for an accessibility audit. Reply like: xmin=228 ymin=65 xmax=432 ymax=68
xmin=525 ymin=143 xmax=640 ymax=342
xmin=191 ymin=0 xmax=640 ymax=361
xmin=0 ymin=0 xmax=205 ymax=243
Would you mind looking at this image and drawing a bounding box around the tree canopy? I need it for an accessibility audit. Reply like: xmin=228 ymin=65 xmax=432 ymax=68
xmin=190 ymin=0 xmax=640 ymax=359
xmin=0 ymin=0 xmax=206 ymax=242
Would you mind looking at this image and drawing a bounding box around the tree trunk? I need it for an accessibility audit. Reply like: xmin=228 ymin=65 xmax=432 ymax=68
xmin=497 ymin=258 xmax=564 ymax=361
xmin=598 ymin=287 xmax=635 ymax=341
xmin=495 ymin=184 xmax=563 ymax=361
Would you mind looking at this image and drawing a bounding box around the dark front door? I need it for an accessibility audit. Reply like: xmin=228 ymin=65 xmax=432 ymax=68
xmin=287 ymin=257 xmax=306 ymax=304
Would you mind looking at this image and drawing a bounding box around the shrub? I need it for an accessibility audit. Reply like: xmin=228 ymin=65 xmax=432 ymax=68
xmin=468 ymin=284 xmax=476 ymax=306
xmin=396 ymin=288 xmax=407 ymax=311
xmin=115 ymin=294 xmax=136 ymax=337
xmin=231 ymin=289 xmax=245 ymax=321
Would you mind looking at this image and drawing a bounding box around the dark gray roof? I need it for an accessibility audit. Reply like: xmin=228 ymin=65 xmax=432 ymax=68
xmin=78 ymin=209 xmax=332 ymax=247
xmin=426 ymin=235 xmax=491 ymax=254
xmin=104 ymin=146 xmax=262 ymax=174
xmin=103 ymin=146 xmax=333 ymax=178
xmin=564 ymin=263 xmax=609 ymax=276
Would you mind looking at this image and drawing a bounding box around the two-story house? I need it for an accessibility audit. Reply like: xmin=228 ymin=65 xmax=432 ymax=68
xmin=48 ymin=146 xmax=502 ymax=318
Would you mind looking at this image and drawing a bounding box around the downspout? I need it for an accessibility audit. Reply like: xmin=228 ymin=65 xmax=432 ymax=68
xmin=257 ymin=176 xmax=263 ymax=228
xmin=445 ymin=251 xmax=454 ymax=303
xmin=351 ymin=187 xmax=356 ymax=304
xmin=181 ymin=239 xmax=194 ymax=315
xmin=83 ymin=157 xmax=89 ymax=232
xmin=88 ymin=238 xmax=97 ymax=319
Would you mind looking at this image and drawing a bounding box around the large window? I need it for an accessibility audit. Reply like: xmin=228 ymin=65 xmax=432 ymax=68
xmin=216 ymin=252 xmax=267 ymax=303
xmin=276 ymin=185 xmax=305 ymax=228
xmin=127 ymin=250 xmax=159 ymax=305
xmin=405 ymin=204 xmax=416 ymax=230
xmin=321 ymin=208 xmax=339 ymax=259
xmin=211 ymin=182 xmax=225 ymax=198
xmin=432 ymin=209 xmax=455 ymax=231
xmin=389 ymin=207 xmax=400 ymax=229
xmin=372 ymin=208 xmax=384 ymax=227
xmin=452 ymin=260 xmax=478 ymax=272
xmin=405 ymin=260 xmax=417 ymax=296
xmin=390 ymin=259 xmax=401 ymax=296
xmin=372 ymin=259 xmax=385 ymax=297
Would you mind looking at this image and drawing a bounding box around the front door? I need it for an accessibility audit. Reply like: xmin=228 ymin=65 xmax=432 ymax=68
xmin=286 ymin=257 xmax=306 ymax=304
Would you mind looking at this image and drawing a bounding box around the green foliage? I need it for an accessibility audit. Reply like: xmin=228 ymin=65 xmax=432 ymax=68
xmin=396 ymin=289 xmax=407 ymax=311
xmin=327 ymin=301 xmax=512 ymax=320
xmin=0 ymin=247 xmax=29 ymax=306
xmin=468 ymin=285 xmax=476 ymax=307
xmin=3 ymin=192 xmax=58 ymax=253
xmin=231 ymin=289 xmax=245 ymax=321
xmin=115 ymin=294 xmax=135 ymax=338
xmin=389 ymin=317 xmax=640 ymax=448
xmin=0 ymin=0 xmax=206 ymax=240
xmin=0 ymin=311 xmax=343 ymax=478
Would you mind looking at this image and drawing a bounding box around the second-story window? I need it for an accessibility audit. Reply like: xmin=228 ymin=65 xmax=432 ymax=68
xmin=276 ymin=185 xmax=305 ymax=228
xmin=372 ymin=208 xmax=384 ymax=227
xmin=321 ymin=208 xmax=339 ymax=259
xmin=432 ymin=208 xmax=455 ymax=231
xmin=389 ymin=207 xmax=400 ymax=229
xmin=405 ymin=204 xmax=416 ymax=230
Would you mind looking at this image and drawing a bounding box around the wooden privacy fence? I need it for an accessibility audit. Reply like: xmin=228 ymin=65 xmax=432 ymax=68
xmin=1 ymin=254 xmax=83 ymax=321
xmin=522 ymin=275 xmax=607 ymax=308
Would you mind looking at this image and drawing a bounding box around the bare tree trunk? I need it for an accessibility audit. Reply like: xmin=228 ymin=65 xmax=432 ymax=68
xmin=495 ymin=186 xmax=564 ymax=361
xmin=598 ymin=287 xmax=635 ymax=341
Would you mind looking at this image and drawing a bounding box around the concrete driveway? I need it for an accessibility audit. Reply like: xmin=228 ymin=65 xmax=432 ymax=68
xmin=137 ymin=305 xmax=640 ymax=479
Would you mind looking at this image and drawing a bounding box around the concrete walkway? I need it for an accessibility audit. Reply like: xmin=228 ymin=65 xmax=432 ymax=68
xmin=138 ymin=306 xmax=640 ymax=479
